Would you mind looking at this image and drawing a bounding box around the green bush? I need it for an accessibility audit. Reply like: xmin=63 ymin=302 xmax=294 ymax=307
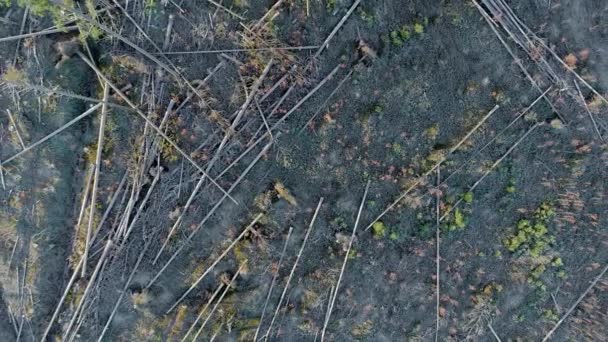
xmin=462 ymin=192 xmax=474 ymax=204
xmin=372 ymin=221 xmax=386 ymax=239
xmin=503 ymin=202 xmax=555 ymax=253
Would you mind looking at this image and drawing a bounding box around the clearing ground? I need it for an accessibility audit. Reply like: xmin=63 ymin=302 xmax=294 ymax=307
xmin=0 ymin=0 xmax=607 ymax=341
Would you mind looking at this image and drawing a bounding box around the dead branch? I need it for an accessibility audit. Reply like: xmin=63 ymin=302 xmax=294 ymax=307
xmin=440 ymin=122 xmax=542 ymax=221
xmin=1 ymin=103 xmax=102 ymax=166
xmin=83 ymin=83 xmax=109 ymax=277
xmin=75 ymin=51 xmax=236 ymax=203
xmin=146 ymin=140 xmax=273 ymax=289
xmin=165 ymin=213 xmax=263 ymax=314
xmin=253 ymin=227 xmax=294 ymax=341
xmin=180 ymin=283 xmax=225 ymax=342
xmin=542 ymin=263 xmax=608 ymax=341
xmin=321 ymin=182 xmax=369 ymax=341
xmin=265 ymin=198 xmax=324 ymax=340
xmin=191 ymin=263 xmax=246 ymax=340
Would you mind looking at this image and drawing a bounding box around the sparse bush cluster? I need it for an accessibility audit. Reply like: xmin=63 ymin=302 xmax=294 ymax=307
xmin=503 ymin=202 xmax=565 ymax=291
xmin=3 ymin=0 xmax=58 ymax=16
xmin=388 ymin=18 xmax=428 ymax=47
xmin=2 ymin=0 xmax=104 ymax=41
xmin=503 ymin=202 xmax=555 ymax=256
xmin=444 ymin=198 xmax=472 ymax=232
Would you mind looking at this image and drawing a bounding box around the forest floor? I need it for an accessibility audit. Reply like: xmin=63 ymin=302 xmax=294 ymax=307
xmin=0 ymin=0 xmax=607 ymax=341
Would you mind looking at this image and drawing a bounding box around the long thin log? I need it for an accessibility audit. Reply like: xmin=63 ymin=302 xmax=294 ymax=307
xmin=471 ymin=0 xmax=565 ymax=123
xmin=264 ymin=198 xmax=324 ymax=340
xmin=206 ymin=0 xmax=245 ymax=20
xmin=12 ymin=7 xmax=29 ymax=65
xmin=440 ymin=87 xmax=551 ymax=186
xmin=152 ymin=173 xmax=206 ymax=265
xmin=0 ymin=158 xmax=5 ymax=190
xmin=63 ymin=240 xmax=113 ymax=340
xmin=440 ymin=122 xmax=542 ymax=221
xmin=253 ymin=227 xmax=294 ymax=341
xmin=488 ymin=323 xmax=502 ymax=342
xmin=156 ymin=46 xmax=319 ymax=55
xmin=191 ymin=264 xmax=246 ymax=340
xmin=542 ymin=263 xmax=608 ymax=341
xmin=96 ymin=241 xmax=150 ymax=342
xmin=121 ymin=171 xmax=160 ymax=242
xmin=314 ymin=0 xmax=362 ymax=59
xmin=270 ymin=64 xmax=343 ymax=131
xmin=253 ymin=0 xmax=285 ymax=29
xmin=90 ymin=170 xmax=129 ymax=246
xmin=209 ymin=324 xmax=223 ymax=342
xmin=299 ymin=69 xmax=353 ymax=133
xmin=7 ymin=236 xmax=18 ymax=270
xmin=321 ymin=286 xmax=334 ymax=341
xmin=1 ymin=103 xmax=102 ymax=166
xmin=255 ymin=98 xmax=272 ymax=139
xmin=82 ymin=83 xmax=109 ymax=277
xmin=574 ymin=80 xmax=605 ymax=143
xmin=5 ymin=109 xmax=26 ymax=149
xmin=146 ymin=140 xmax=273 ymax=289
xmin=0 ymin=25 xmax=79 ymax=43
xmin=163 ymin=14 xmax=175 ymax=51
xmin=435 ymin=167 xmax=441 ymax=342
xmin=39 ymin=257 xmax=85 ymax=342
xmin=246 ymin=84 xmax=294 ymax=146
xmin=10 ymin=83 xmax=135 ymax=112
xmin=180 ymin=283 xmax=225 ymax=342
xmin=365 ymin=105 xmax=500 ymax=231
xmin=114 ymin=181 xmax=138 ymax=239
xmin=172 ymin=62 xmax=225 ymax=115
xmin=204 ymin=59 xmax=273 ymax=173
xmin=75 ymin=51 xmax=235 ymax=203
xmin=165 ymin=214 xmax=263 ymax=314
xmin=75 ymin=164 xmax=95 ymax=233
xmin=321 ymin=182 xmax=369 ymax=341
